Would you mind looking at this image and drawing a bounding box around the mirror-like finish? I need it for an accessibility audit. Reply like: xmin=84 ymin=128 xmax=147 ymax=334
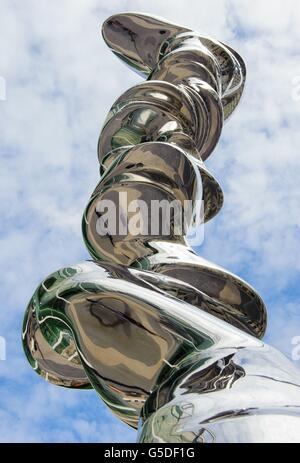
xmin=23 ymin=261 xmax=265 ymax=427
xmin=83 ymin=141 xmax=266 ymax=339
xmin=102 ymin=12 xmax=245 ymax=122
xmin=22 ymin=12 xmax=300 ymax=442
xmin=139 ymin=346 xmax=300 ymax=443
xmin=22 ymin=261 xmax=300 ymax=437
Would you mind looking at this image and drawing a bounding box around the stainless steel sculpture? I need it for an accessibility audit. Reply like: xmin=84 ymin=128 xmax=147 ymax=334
xmin=22 ymin=13 xmax=300 ymax=442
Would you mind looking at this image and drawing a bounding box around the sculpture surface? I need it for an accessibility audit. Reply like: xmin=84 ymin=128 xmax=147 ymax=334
xmin=22 ymin=13 xmax=300 ymax=442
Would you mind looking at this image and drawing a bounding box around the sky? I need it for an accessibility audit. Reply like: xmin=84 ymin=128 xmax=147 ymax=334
xmin=0 ymin=0 xmax=300 ymax=443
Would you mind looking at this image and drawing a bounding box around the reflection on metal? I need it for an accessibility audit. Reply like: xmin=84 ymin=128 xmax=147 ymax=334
xmin=22 ymin=13 xmax=300 ymax=442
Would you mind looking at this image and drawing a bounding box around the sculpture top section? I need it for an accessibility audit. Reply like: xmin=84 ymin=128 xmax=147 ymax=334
xmin=102 ymin=12 xmax=246 ymax=123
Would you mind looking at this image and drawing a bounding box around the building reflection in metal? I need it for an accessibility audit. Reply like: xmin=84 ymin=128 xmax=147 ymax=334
xmin=22 ymin=13 xmax=300 ymax=442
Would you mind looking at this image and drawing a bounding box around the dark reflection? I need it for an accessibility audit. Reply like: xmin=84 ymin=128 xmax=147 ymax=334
xmin=180 ymin=354 xmax=245 ymax=394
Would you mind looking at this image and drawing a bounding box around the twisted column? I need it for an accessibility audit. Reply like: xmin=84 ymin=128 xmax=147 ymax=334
xmin=22 ymin=13 xmax=300 ymax=442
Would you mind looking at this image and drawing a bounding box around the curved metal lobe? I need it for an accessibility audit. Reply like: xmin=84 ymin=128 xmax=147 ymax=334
xmin=22 ymin=12 xmax=300 ymax=442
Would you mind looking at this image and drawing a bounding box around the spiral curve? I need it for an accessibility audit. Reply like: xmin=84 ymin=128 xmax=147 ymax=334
xmin=22 ymin=13 xmax=300 ymax=442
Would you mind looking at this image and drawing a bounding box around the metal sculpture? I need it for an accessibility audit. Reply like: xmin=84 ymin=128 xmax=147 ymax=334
xmin=22 ymin=13 xmax=300 ymax=442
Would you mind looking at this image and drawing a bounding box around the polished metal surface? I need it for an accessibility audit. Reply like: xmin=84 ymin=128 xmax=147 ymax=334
xmin=22 ymin=12 xmax=300 ymax=442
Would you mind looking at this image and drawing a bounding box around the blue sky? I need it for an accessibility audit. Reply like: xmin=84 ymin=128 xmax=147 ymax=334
xmin=0 ymin=0 xmax=300 ymax=442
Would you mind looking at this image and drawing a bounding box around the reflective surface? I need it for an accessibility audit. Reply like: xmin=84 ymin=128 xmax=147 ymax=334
xmin=21 ymin=261 xmax=266 ymax=427
xmin=22 ymin=260 xmax=300 ymax=438
xmin=22 ymin=12 xmax=300 ymax=442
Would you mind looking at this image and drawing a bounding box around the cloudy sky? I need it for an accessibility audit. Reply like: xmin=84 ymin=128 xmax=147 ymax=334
xmin=0 ymin=0 xmax=300 ymax=442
